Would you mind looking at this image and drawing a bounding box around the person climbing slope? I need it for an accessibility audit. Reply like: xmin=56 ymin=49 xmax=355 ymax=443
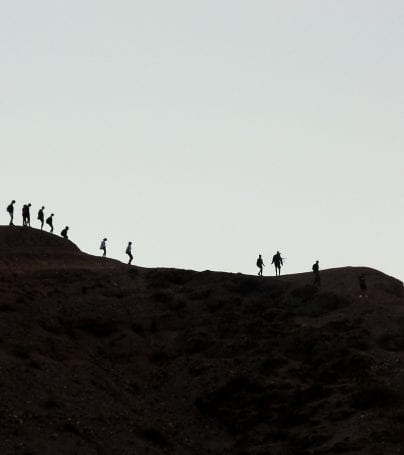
xmin=37 ymin=206 xmax=45 ymax=230
xmin=126 ymin=241 xmax=133 ymax=265
xmin=46 ymin=213 xmax=54 ymax=233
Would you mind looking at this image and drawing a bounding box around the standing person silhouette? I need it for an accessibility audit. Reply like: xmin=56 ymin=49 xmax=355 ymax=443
xmin=126 ymin=241 xmax=133 ymax=265
xmin=61 ymin=226 xmax=69 ymax=239
xmin=46 ymin=213 xmax=54 ymax=233
xmin=256 ymin=254 xmax=264 ymax=276
xmin=22 ymin=203 xmax=32 ymax=227
xmin=22 ymin=204 xmax=28 ymax=226
xmin=312 ymin=260 xmax=320 ymax=287
xmin=26 ymin=203 xmax=32 ymax=227
xmin=100 ymin=238 xmax=107 ymax=257
xmin=271 ymin=251 xmax=283 ymax=276
xmin=37 ymin=206 xmax=45 ymax=230
xmin=6 ymin=200 xmax=16 ymax=226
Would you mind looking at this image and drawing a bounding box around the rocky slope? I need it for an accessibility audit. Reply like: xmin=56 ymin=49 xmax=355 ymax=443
xmin=0 ymin=227 xmax=403 ymax=454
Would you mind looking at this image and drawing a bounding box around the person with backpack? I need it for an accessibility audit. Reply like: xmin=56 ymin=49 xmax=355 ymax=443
xmin=46 ymin=213 xmax=54 ymax=233
xmin=126 ymin=241 xmax=133 ymax=265
xmin=37 ymin=206 xmax=45 ymax=230
xmin=100 ymin=238 xmax=107 ymax=257
xmin=312 ymin=260 xmax=320 ymax=287
xmin=61 ymin=226 xmax=69 ymax=239
xmin=256 ymin=254 xmax=264 ymax=276
xmin=6 ymin=200 xmax=16 ymax=226
xmin=271 ymin=251 xmax=283 ymax=276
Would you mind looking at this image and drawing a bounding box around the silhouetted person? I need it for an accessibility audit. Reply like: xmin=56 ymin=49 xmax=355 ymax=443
xmin=126 ymin=241 xmax=133 ymax=265
xmin=359 ymin=274 xmax=368 ymax=298
xmin=7 ymin=200 xmax=15 ymax=226
xmin=312 ymin=260 xmax=320 ymax=287
xmin=256 ymin=254 xmax=264 ymax=276
xmin=61 ymin=226 xmax=69 ymax=239
xmin=37 ymin=206 xmax=45 ymax=230
xmin=100 ymin=238 xmax=107 ymax=257
xmin=272 ymin=251 xmax=283 ymax=276
xmin=46 ymin=213 xmax=54 ymax=233
xmin=22 ymin=203 xmax=31 ymax=227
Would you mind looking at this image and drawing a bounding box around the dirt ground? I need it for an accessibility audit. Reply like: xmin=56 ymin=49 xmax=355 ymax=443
xmin=0 ymin=226 xmax=403 ymax=454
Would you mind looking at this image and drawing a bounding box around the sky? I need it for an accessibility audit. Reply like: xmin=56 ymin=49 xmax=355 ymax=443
xmin=0 ymin=1 xmax=403 ymax=279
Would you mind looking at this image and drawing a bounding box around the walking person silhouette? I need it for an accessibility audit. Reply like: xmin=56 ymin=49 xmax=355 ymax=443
xmin=312 ymin=260 xmax=320 ymax=287
xmin=126 ymin=241 xmax=133 ymax=265
xmin=100 ymin=238 xmax=107 ymax=257
xmin=61 ymin=226 xmax=69 ymax=239
xmin=46 ymin=213 xmax=54 ymax=233
xmin=37 ymin=206 xmax=45 ymax=230
xmin=6 ymin=200 xmax=15 ymax=226
xmin=256 ymin=254 xmax=265 ymax=276
xmin=271 ymin=251 xmax=283 ymax=276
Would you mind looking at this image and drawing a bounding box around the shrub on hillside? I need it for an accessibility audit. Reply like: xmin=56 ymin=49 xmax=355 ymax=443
xmin=351 ymin=382 xmax=399 ymax=409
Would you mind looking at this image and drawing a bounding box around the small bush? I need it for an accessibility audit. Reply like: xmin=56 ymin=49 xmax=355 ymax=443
xmin=351 ymin=383 xmax=398 ymax=410
xmin=378 ymin=333 xmax=404 ymax=351
xmin=78 ymin=319 xmax=117 ymax=337
xmin=152 ymin=291 xmax=172 ymax=303
xmin=13 ymin=344 xmax=32 ymax=360
xmin=141 ymin=427 xmax=171 ymax=448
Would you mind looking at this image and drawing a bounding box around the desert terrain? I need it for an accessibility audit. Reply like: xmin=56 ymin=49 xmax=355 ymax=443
xmin=0 ymin=226 xmax=403 ymax=454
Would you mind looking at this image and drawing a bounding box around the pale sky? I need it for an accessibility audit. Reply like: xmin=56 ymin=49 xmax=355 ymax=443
xmin=1 ymin=1 xmax=403 ymax=279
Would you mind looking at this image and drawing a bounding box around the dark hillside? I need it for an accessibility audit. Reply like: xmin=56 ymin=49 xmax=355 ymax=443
xmin=0 ymin=227 xmax=403 ymax=454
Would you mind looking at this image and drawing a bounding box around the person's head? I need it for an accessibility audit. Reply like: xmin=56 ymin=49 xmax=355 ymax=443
xmin=316 ymin=260 xmax=319 ymax=264
xmin=51 ymin=213 xmax=54 ymax=217
xmin=259 ymin=254 xmax=262 ymax=258
xmin=11 ymin=200 xmax=15 ymax=204
xmin=129 ymin=241 xmax=132 ymax=245
xmin=277 ymin=251 xmax=280 ymax=255
xmin=104 ymin=238 xmax=107 ymax=241
xmin=28 ymin=203 xmax=31 ymax=207
xmin=42 ymin=206 xmax=45 ymax=210
xmin=65 ymin=226 xmax=69 ymax=230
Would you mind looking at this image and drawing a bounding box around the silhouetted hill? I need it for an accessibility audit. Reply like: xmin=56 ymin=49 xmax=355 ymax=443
xmin=0 ymin=227 xmax=403 ymax=454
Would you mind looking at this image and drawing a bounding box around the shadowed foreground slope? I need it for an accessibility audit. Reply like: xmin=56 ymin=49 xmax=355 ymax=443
xmin=0 ymin=227 xmax=403 ymax=454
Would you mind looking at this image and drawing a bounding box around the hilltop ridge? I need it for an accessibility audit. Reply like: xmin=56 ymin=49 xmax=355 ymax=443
xmin=0 ymin=227 xmax=403 ymax=454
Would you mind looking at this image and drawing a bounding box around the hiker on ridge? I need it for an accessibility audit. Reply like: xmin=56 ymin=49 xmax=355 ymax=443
xmin=271 ymin=251 xmax=283 ymax=276
xmin=46 ymin=213 xmax=54 ymax=233
xmin=126 ymin=241 xmax=133 ymax=265
xmin=312 ymin=260 xmax=320 ymax=287
xmin=100 ymin=238 xmax=107 ymax=257
xmin=61 ymin=226 xmax=69 ymax=239
xmin=256 ymin=254 xmax=264 ymax=276
xmin=6 ymin=200 xmax=15 ymax=226
xmin=37 ymin=206 xmax=45 ymax=230
xmin=22 ymin=203 xmax=31 ymax=227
